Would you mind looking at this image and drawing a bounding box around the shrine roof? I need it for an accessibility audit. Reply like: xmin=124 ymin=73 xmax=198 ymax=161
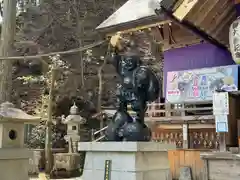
xmin=96 ymin=0 xmax=169 ymax=34
xmin=162 ymin=0 xmax=237 ymax=47
xmin=97 ymin=0 xmax=236 ymax=48
xmin=0 ymin=102 xmax=41 ymax=123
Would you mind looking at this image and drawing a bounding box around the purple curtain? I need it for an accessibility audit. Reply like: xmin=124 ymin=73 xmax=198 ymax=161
xmin=163 ymin=43 xmax=235 ymax=95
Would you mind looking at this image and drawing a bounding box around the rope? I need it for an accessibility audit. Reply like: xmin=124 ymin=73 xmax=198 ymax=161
xmin=0 ymin=40 xmax=106 ymax=61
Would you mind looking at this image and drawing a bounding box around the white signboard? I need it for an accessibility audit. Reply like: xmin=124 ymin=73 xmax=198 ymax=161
xmin=215 ymin=115 xmax=228 ymax=132
xmin=213 ymin=92 xmax=229 ymax=115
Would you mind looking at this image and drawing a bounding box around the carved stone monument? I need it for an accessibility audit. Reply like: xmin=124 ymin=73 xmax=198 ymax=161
xmin=0 ymin=102 xmax=41 ymax=180
xmin=53 ymin=103 xmax=86 ymax=175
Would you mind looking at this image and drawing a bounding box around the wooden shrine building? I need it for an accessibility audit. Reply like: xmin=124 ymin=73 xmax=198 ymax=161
xmin=96 ymin=1 xmax=240 ymax=179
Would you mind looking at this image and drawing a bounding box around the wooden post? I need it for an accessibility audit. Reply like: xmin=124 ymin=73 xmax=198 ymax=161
xmin=181 ymin=103 xmax=189 ymax=149
xmin=165 ymin=103 xmax=171 ymax=117
xmin=238 ymin=120 xmax=240 ymax=148
xmin=202 ymin=159 xmax=209 ymax=180
xmin=182 ymin=124 xmax=189 ymax=149
xmin=213 ymin=92 xmax=229 ymax=152
xmin=219 ymin=133 xmax=226 ymax=152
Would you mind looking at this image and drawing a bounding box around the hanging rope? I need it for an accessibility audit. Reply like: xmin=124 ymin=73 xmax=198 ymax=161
xmin=0 ymin=40 xmax=107 ymax=61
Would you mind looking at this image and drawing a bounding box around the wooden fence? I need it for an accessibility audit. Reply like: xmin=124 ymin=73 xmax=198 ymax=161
xmin=128 ymin=100 xmax=214 ymax=122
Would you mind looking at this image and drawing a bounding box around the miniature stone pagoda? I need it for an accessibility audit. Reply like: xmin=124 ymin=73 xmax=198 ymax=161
xmin=0 ymin=102 xmax=41 ymax=180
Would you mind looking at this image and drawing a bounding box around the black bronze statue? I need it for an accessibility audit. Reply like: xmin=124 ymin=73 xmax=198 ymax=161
xmin=105 ymin=34 xmax=160 ymax=141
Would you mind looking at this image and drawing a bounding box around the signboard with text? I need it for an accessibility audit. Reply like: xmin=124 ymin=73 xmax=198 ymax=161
xmin=166 ymin=65 xmax=238 ymax=103
xmin=213 ymin=92 xmax=229 ymax=133
xmin=215 ymin=115 xmax=228 ymax=132
xmin=213 ymin=92 xmax=229 ymax=115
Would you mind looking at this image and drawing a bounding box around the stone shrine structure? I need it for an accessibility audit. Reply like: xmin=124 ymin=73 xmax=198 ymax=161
xmin=0 ymin=102 xmax=41 ymax=180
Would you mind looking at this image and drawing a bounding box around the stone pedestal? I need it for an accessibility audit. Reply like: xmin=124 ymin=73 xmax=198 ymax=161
xmin=53 ymin=153 xmax=81 ymax=171
xmin=0 ymin=148 xmax=32 ymax=180
xmin=201 ymin=152 xmax=240 ymax=180
xmin=78 ymin=142 xmax=176 ymax=180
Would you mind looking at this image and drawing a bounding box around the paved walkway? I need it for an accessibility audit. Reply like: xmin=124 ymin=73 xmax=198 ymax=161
xmin=30 ymin=178 xmax=82 ymax=180
xmin=30 ymin=176 xmax=82 ymax=180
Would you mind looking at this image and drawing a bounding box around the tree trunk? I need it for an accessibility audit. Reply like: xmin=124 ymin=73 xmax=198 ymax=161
xmin=97 ymin=45 xmax=110 ymax=134
xmin=0 ymin=0 xmax=17 ymax=103
xmin=45 ymin=67 xmax=57 ymax=174
xmin=97 ymin=62 xmax=105 ymax=134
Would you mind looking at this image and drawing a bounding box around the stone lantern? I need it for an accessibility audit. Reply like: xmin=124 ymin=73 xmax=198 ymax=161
xmin=0 ymin=102 xmax=41 ymax=180
xmin=62 ymin=103 xmax=86 ymax=153
xmin=53 ymin=103 xmax=85 ymax=175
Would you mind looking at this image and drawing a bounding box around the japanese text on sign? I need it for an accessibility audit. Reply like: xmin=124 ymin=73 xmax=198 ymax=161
xmin=213 ymin=92 xmax=229 ymax=115
xmin=213 ymin=92 xmax=229 ymax=132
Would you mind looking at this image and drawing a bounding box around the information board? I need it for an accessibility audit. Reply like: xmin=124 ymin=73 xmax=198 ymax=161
xmin=213 ymin=92 xmax=229 ymax=133
xmin=166 ymin=65 xmax=238 ymax=103
xmin=215 ymin=115 xmax=228 ymax=132
xmin=213 ymin=92 xmax=229 ymax=115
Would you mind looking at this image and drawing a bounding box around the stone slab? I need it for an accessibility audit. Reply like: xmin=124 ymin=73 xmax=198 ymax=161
xmin=0 ymin=148 xmax=32 ymax=180
xmin=78 ymin=141 xmax=176 ymax=152
xmin=0 ymin=148 xmax=32 ymax=159
xmin=78 ymin=142 xmax=175 ymax=180
xmin=201 ymin=152 xmax=240 ymax=160
xmin=0 ymin=158 xmax=29 ymax=180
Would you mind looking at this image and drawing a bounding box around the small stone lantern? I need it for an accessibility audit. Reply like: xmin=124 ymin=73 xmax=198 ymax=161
xmin=53 ymin=103 xmax=85 ymax=174
xmin=62 ymin=103 xmax=86 ymax=153
xmin=0 ymin=102 xmax=41 ymax=180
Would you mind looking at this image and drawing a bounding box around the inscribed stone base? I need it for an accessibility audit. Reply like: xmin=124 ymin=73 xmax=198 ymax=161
xmin=78 ymin=142 xmax=176 ymax=180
